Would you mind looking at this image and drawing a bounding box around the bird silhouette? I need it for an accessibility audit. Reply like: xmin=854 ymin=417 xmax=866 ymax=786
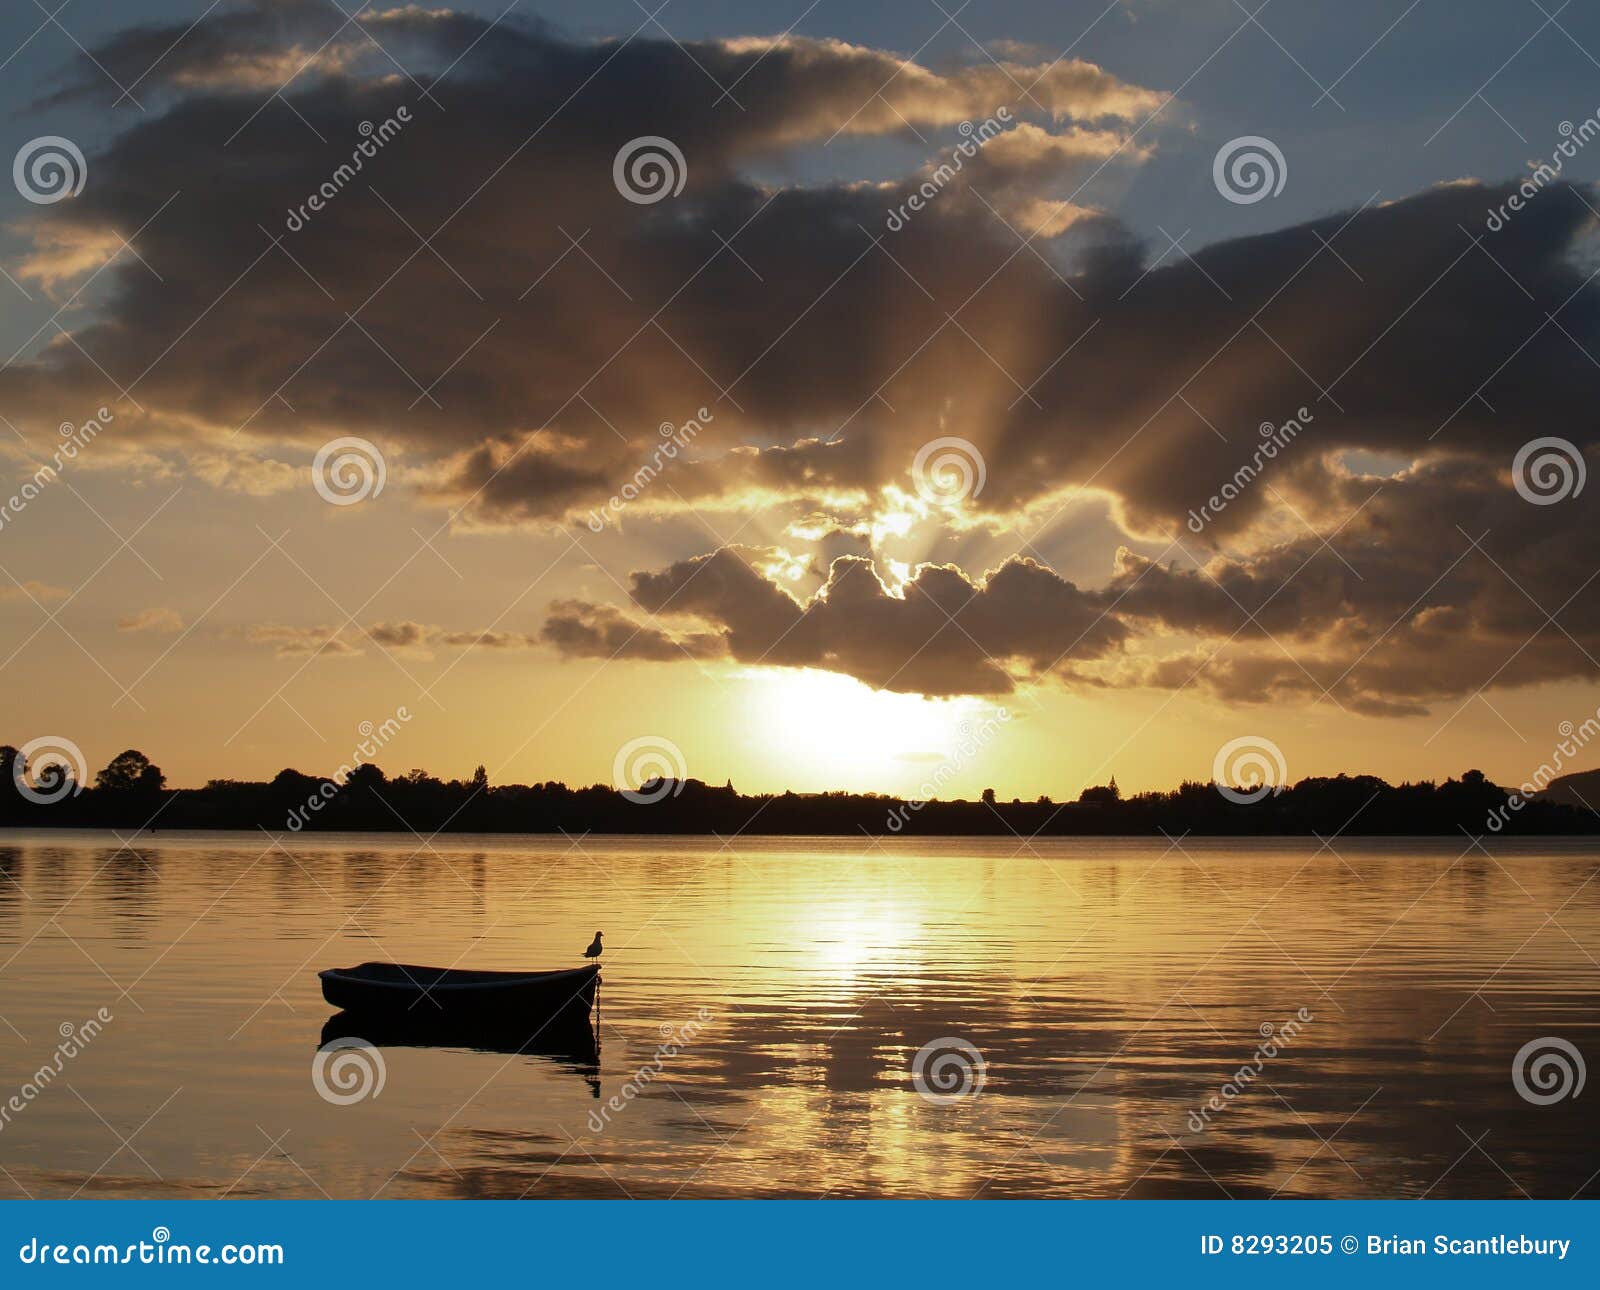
xmin=583 ymin=931 xmax=603 ymax=963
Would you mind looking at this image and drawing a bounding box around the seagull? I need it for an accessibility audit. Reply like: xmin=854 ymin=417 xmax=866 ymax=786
xmin=583 ymin=931 xmax=604 ymax=963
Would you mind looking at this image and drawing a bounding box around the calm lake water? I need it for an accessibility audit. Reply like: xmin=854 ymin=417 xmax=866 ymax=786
xmin=0 ymin=831 xmax=1596 ymax=1199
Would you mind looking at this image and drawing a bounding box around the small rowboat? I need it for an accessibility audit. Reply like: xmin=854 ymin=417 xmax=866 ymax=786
xmin=318 ymin=961 xmax=599 ymax=1024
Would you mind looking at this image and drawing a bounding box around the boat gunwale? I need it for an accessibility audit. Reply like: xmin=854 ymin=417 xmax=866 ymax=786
xmin=318 ymin=962 xmax=599 ymax=995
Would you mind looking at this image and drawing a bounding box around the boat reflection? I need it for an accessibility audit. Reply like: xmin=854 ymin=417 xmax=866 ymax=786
xmin=320 ymin=1010 xmax=602 ymax=1096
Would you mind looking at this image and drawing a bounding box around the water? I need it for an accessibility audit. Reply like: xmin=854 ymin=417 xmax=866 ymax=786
xmin=0 ymin=831 xmax=1595 ymax=1199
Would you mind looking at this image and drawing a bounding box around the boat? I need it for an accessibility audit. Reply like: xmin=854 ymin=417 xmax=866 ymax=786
xmin=318 ymin=961 xmax=600 ymax=1026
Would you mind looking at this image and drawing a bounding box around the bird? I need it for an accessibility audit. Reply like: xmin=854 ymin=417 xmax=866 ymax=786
xmin=583 ymin=931 xmax=604 ymax=963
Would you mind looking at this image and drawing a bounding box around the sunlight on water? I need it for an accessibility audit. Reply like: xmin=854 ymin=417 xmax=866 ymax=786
xmin=0 ymin=832 xmax=1595 ymax=1198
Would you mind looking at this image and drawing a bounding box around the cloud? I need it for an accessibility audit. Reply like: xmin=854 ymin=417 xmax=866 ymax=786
xmin=240 ymin=620 xmax=542 ymax=659
xmin=186 ymin=450 xmax=300 ymax=497
xmin=550 ymin=547 xmax=1125 ymax=695
xmin=0 ymin=581 xmax=68 ymax=603
xmin=540 ymin=600 xmax=728 ymax=663
xmin=367 ymin=620 xmax=541 ymax=656
xmin=13 ymin=2 xmax=1600 ymax=712
xmin=1 ymin=0 xmax=1163 ymax=519
xmin=239 ymin=624 xmax=363 ymax=659
xmin=117 ymin=607 xmax=184 ymax=634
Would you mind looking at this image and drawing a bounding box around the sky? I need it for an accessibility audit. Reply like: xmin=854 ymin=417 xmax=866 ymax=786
xmin=2 ymin=0 xmax=1600 ymax=801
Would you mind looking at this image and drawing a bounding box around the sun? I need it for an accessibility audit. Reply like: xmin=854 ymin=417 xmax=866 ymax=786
xmin=746 ymin=667 xmax=992 ymax=792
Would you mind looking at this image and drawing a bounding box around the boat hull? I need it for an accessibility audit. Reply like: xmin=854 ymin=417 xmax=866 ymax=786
xmin=318 ymin=961 xmax=600 ymax=1026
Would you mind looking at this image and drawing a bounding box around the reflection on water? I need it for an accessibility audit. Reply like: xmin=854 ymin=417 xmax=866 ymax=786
xmin=0 ymin=831 xmax=1595 ymax=1198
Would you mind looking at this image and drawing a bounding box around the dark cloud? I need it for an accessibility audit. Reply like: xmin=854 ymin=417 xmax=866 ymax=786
xmin=539 ymin=599 xmax=727 ymax=663
xmin=552 ymin=547 xmax=1125 ymax=696
xmin=13 ymin=1 xmax=1600 ymax=711
xmin=1095 ymin=449 xmax=1600 ymax=713
xmin=2 ymin=0 xmax=1161 ymax=508
xmin=15 ymin=4 xmax=1594 ymax=540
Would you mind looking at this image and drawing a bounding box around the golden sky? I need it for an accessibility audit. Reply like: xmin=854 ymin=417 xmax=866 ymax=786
xmin=3 ymin=1 xmax=1599 ymax=798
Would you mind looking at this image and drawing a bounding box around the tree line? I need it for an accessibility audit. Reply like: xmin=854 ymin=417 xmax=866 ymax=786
xmin=1 ymin=745 xmax=1594 ymax=836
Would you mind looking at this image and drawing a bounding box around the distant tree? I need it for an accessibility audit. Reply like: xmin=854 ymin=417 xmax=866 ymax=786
xmin=981 ymin=787 xmax=997 ymax=806
xmin=94 ymin=749 xmax=164 ymax=794
xmin=16 ymin=750 xmax=78 ymax=801
xmin=1078 ymin=780 xmax=1121 ymax=806
xmin=471 ymin=764 xmax=489 ymax=791
xmin=345 ymin=763 xmax=386 ymax=792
